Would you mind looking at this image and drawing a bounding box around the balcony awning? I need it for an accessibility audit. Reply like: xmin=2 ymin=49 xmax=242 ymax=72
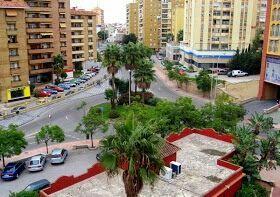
xmin=60 ymin=23 xmax=66 ymax=28
xmin=6 ymin=10 xmax=17 ymax=17
xmin=41 ymin=33 xmax=53 ymax=36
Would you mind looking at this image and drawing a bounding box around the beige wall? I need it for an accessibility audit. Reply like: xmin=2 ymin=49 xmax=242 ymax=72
xmin=127 ymin=3 xmax=138 ymax=35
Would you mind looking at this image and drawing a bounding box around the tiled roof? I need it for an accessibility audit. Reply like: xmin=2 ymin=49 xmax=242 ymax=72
xmin=0 ymin=0 xmax=28 ymax=9
xmin=160 ymin=141 xmax=181 ymax=158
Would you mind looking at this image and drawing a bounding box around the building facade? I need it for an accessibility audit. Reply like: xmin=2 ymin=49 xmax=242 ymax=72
xmin=92 ymin=7 xmax=104 ymax=27
xmin=138 ymin=0 xmax=161 ymax=50
xmin=0 ymin=0 xmax=30 ymax=103
xmin=25 ymin=0 xmax=73 ymax=83
xmin=180 ymin=0 xmax=258 ymax=69
xmin=257 ymin=0 xmax=268 ymax=31
xmin=71 ymin=8 xmax=97 ymax=69
xmin=160 ymin=0 xmax=172 ymax=48
xmin=171 ymin=0 xmax=184 ymax=42
xmin=126 ymin=2 xmax=138 ymax=35
xmin=258 ymin=0 xmax=280 ymax=100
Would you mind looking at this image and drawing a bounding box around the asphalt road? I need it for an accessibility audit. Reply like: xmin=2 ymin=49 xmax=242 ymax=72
xmin=0 ymin=149 xmax=99 ymax=197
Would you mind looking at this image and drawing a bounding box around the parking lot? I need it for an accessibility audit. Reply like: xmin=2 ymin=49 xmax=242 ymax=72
xmin=0 ymin=149 xmax=99 ymax=197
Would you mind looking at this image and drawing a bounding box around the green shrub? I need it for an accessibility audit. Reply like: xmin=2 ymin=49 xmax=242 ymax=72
xmin=146 ymin=97 xmax=161 ymax=106
xmin=9 ymin=191 xmax=39 ymax=197
xmin=109 ymin=110 xmax=120 ymax=119
xmin=236 ymin=182 xmax=268 ymax=197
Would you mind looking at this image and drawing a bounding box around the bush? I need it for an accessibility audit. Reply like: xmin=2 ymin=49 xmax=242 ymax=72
xmin=118 ymin=92 xmax=154 ymax=105
xmin=109 ymin=110 xmax=120 ymax=119
xmin=146 ymin=97 xmax=161 ymax=106
xmin=236 ymin=182 xmax=268 ymax=197
xmin=9 ymin=191 xmax=39 ymax=197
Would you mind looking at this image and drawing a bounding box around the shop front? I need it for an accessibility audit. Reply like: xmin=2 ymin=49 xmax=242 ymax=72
xmin=7 ymin=86 xmax=31 ymax=102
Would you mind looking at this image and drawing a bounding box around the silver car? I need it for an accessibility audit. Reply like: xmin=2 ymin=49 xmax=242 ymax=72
xmin=50 ymin=149 xmax=68 ymax=164
xmin=27 ymin=154 xmax=47 ymax=172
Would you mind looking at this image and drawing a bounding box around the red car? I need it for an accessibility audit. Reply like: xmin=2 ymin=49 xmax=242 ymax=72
xmin=35 ymin=90 xmax=51 ymax=97
xmin=45 ymin=85 xmax=64 ymax=92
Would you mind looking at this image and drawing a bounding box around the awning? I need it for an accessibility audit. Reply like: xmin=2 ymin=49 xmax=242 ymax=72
xmin=60 ymin=23 xmax=66 ymax=28
xmin=6 ymin=10 xmax=17 ymax=17
xmin=41 ymin=33 xmax=53 ymax=36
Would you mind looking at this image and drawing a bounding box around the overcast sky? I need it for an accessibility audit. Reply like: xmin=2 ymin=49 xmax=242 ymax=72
xmin=71 ymin=0 xmax=133 ymax=24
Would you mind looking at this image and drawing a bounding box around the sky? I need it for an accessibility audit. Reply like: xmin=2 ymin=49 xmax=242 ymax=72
xmin=71 ymin=0 xmax=133 ymax=24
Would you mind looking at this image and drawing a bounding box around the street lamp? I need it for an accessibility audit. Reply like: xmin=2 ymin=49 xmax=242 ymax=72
xmin=128 ymin=70 xmax=131 ymax=105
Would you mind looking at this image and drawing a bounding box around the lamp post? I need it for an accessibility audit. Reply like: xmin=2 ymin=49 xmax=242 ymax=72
xmin=129 ymin=70 xmax=131 ymax=105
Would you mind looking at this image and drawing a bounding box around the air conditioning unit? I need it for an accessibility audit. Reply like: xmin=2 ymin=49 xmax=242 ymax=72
xmin=160 ymin=166 xmax=172 ymax=180
xmin=170 ymin=161 xmax=181 ymax=175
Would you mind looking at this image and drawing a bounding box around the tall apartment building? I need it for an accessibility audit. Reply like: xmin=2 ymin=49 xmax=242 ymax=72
xmin=257 ymin=0 xmax=268 ymax=30
xmin=160 ymin=0 xmax=172 ymax=48
xmin=126 ymin=2 xmax=138 ymax=35
xmin=0 ymin=0 xmax=30 ymax=103
xmin=171 ymin=0 xmax=184 ymax=42
xmin=25 ymin=0 xmax=73 ymax=83
xmin=71 ymin=8 xmax=97 ymax=69
xmin=92 ymin=7 xmax=104 ymax=27
xmin=180 ymin=0 xmax=258 ymax=69
xmin=138 ymin=0 xmax=161 ymax=50
xmin=258 ymin=0 xmax=280 ymax=100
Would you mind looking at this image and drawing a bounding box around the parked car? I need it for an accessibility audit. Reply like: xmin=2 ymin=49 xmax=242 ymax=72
xmin=35 ymin=90 xmax=51 ymax=98
xmin=50 ymin=149 xmax=68 ymax=164
xmin=63 ymin=81 xmax=76 ymax=87
xmin=217 ymin=69 xmax=228 ymax=75
xmin=24 ymin=179 xmax=50 ymax=192
xmin=81 ymin=75 xmax=91 ymax=80
xmin=45 ymin=85 xmax=64 ymax=92
xmin=70 ymin=79 xmax=81 ymax=85
xmin=43 ymin=88 xmax=58 ymax=95
xmin=27 ymin=154 xmax=47 ymax=172
xmin=76 ymin=78 xmax=86 ymax=84
xmin=229 ymin=70 xmax=249 ymax=77
xmin=11 ymin=106 xmax=26 ymax=114
xmin=58 ymin=83 xmax=70 ymax=90
xmin=1 ymin=161 xmax=25 ymax=181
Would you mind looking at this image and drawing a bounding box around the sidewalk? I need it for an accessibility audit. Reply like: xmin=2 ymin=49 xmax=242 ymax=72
xmin=0 ymin=140 xmax=100 ymax=169
xmin=154 ymin=63 xmax=210 ymax=106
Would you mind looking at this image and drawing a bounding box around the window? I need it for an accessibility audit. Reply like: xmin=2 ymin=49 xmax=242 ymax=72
xmin=11 ymin=75 xmax=21 ymax=82
xmin=7 ymin=23 xmax=16 ymax=31
xmin=9 ymin=49 xmax=18 ymax=56
xmin=58 ymin=2 xmax=65 ymax=8
xmin=8 ymin=35 xmax=17 ymax=43
xmin=10 ymin=61 xmax=19 ymax=69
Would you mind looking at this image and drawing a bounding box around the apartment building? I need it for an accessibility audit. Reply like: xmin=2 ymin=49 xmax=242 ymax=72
xmin=160 ymin=0 xmax=172 ymax=48
xmin=0 ymin=0 xmax=30 ymax=103
xmin=92 ymin=7 xmax=104 ymax=27
xmin=258 ymin=0 xmax=280 ymax=100
xmin=257 ymin=0 xmax=268 ymax=30
xmin=180 ymin=0 xmax=258 ymax=69
xmin=138 ymin=0 xmax=161 ymax=50
xmin=126 ymin=2 xmax=138 ymax=35
xmin=171 ymin=0 xmax=184 ymax=42
xmin=71 ymin=8 xmax=97 ymax=69
xmin=25 ymin=0 xmax=73 ymax=83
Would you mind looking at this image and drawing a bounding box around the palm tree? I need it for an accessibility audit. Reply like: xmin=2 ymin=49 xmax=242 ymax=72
xmin=103 ymin=44 xmax=123 ymax=108
xmin=134 ymin=60 xmax=156 ymax=103
xmin=100 ymin=114 xmax=164 ymax=197
xmin=53 ymin=54 xmax=64 ymax=83
xmin=249 ymin=113 xmax=274 ymax=135
xmin=123 ymin=43 xmax=141 ymax=96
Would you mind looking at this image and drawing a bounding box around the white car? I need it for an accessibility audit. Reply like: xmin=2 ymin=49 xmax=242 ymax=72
xmin=50 ymin=149 xmax=68 ymax=164
xmin=231 ymin=70 xmax=248 ymax=77
xmin=27 ymin=154 xmax=47 ymax=172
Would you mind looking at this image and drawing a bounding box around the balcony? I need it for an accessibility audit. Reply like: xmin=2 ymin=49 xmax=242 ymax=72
xmin=10 ymin=68 xmax=22 ymax=75
xmin=30 ymin=68 xmax=53 ymax=75
xmin=71 ymin=27 xmax=84 ymax=31
xmin=9 ymin=56 xmax=20 ymax=61
xmin=72 ymin=57 xmax=85 ymax=62
xmin=60 ymin=46 xmax=67 ymax=51
xmin=6 ymin=28 xmax=18 ymax=34
xmin=72 ymin=50 xmax=84 ymax=54
xmin=72 ymin=34 xmax=84 ymax=39
xmin=8 ymin=43 xmax=19 ymax=48
xmin=26 ymin=17 xmax=53 ymax=23
xmin=26 ymin=28 xmax=53 ymax=33
xmin=72 ymin=42 xmax=84 ymax=47
xmin=28 ymin=38 xmax=53 ymax=44
xmin=28 ymin=48 xmax=54 ymax=54
xmin=26 ymin=7 xmax=52 ymax=12
xmin=71 ymin=19 xmax=83 ymax=23
xmin=29 ymin=58 xmax=53 ymax=64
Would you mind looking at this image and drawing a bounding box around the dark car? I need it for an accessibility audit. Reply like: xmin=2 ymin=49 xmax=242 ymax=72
xmin=11 ymin=106 xmax=26 ymax=114
xmin=1 ymin=161 xmax=25 ymax=181
xmin=24 ymin=179 xmax=50 ymax=192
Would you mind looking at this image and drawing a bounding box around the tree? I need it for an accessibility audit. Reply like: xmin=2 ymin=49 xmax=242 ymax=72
xmin=97 ymin=30 xmax=108 ymax=41
xmin=9 ymin=191 xmax=39 ymax=197
xmin=60 ymin=72 xmax=67 ymax=80
xmin=122 ymin=33 xmax=138 ymax=45
xmin=196 ymin=70 xmax=212 ymax=96
xmin=103 ymin=44 xmax=123 ymax=109
xmin=166 ymin=33 xmax=174 ymax=43
xmin=133 ymin=60 xmax=156 ymax=103
xmin=0 ymin=125 xmax=27 ymax=167
xmin=53 ymin=54 xmax=64 ymax=83
xmin=249 ymin=113 xmax=274 ymax=135
xmin=167 ymin=69 xmax=189 ymax=88
xmin=76 ymin=108 xmax=108 ymax=148
xmin=105 ymin=89 xmax=117 ymax=109
xmin=36 ymin=125 xmax=65 ymax=154
xmin=76 ymin=100 xmax=87 ymax=116
xmin=177 ymin=29 xmax=183 ymax=42
xmin=100 ymin=114 xmax=164 ymax=197
xmin=97 ymin=51 xmax=102 ymax=62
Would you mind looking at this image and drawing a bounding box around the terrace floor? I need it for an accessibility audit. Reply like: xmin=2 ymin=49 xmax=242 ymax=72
xmin=51 ymin=134 xmax=235 ymax=197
